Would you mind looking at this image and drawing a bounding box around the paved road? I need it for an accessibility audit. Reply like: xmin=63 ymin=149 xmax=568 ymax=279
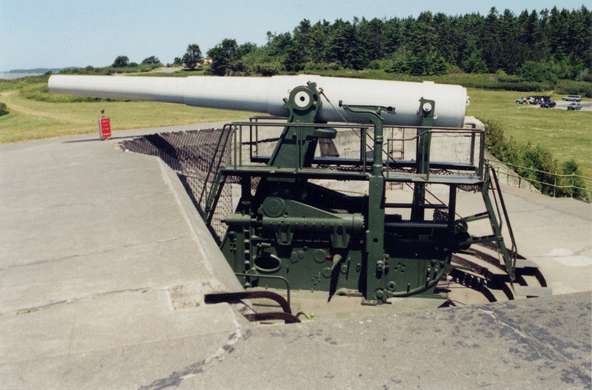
xmin=554 ymin=99 xmax=592 ymax=112
xmin=520 ymin=99 xmax=592 ymax=112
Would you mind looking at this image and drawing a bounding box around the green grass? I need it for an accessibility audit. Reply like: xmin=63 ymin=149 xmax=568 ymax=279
xmin=302 ymin=69 xmax=592 ymax=177
xmin=307 ymin=69 xmax=550 ymax=91
xmin=128 ymin=69 xmax=207 ymax=77
xmin=0 ymin=76 xmax=253 ymax=143
xmin=467 ymin=88 xmax=592 ymax=178
xmin=1 ymin=73 xmax=590 ymax=179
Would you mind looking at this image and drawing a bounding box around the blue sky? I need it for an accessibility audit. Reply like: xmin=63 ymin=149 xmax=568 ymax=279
xmin=0 ymin=0 xmax=586 ymax=70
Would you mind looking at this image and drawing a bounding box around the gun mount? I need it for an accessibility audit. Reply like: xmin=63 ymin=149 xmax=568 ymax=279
xmin=50 ymin=74 xmax=529 ymax=305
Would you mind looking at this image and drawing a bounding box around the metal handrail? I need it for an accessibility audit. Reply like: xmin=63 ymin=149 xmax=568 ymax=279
xmin=235 ymin=119 xmax=485 ymax=180
xmin=490 ymin=167 xmax=519 ymax=269
xmin=495 ymin=166 xmax=591 ymax=200
xmin=235 ymin=119 xmax=486 ymax=133
xmin=505 ymin=162 xmax=592 ymax=182
xmin=496 ymin=168 xmax=590 ymax=189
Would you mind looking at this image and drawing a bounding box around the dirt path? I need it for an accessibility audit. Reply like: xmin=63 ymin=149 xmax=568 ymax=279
xmin=0 ymin=91 xmax=83 ymax=123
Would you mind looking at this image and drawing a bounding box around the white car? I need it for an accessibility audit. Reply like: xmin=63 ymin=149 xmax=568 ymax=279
xmin=562 ymin=95 xmax=582 ymax=102
xmin=567 ymin=102 xmax=583 ymax=110
xmin=515 ymin=97 xmax=527 ymax=104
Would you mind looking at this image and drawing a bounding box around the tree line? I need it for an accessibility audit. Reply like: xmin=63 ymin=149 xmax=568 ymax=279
xmin=173 ymin=6 xmax=590 ymax=82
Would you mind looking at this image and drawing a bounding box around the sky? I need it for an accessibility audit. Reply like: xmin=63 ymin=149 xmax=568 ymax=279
xmin=0 ymin=0 xmax=586 ymax=71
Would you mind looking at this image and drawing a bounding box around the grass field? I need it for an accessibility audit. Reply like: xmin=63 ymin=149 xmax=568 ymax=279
xmin=466 ymin=88 xmax=592 ymax=178
xmin=0 ymin=76 xmax=251 ymax=144
xmin=1 ymin=73 xmax=590 ymax=177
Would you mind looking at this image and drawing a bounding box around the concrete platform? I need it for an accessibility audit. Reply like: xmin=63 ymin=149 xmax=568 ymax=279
xmin=194 ymin=292 xmax=591 ymax=390
xmin=1 ymin=126 xmax=590 ymax=389
xmin=477 ymin=184 xmax=592 ymax=295
xmin=0 ymin=126 xmax=244 ymax=389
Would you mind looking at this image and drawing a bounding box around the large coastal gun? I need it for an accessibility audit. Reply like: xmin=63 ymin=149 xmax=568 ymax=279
xmin=50 ymin=75 xmax=519 ymax=304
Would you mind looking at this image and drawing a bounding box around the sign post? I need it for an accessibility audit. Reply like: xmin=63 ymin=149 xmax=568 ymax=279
xmin=98 ymin=109 xmax=112 ymax=140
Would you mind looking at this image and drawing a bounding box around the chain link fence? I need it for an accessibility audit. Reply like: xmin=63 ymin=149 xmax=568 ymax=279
xmin=120 ymin=129 xmax=235 ymax=240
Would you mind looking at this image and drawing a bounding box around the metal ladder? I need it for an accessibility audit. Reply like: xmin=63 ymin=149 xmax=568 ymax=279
xmin=486 ymin=165 xmax=518 ymax=276
xmin=460 ymin=165 xmax=518 ymax=279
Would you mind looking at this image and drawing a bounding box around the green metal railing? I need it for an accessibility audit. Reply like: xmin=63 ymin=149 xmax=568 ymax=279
xmin=495 ymin=162 xmax=591 ymax=202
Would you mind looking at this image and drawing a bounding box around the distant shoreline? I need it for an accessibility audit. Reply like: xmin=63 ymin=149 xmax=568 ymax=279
xmin=0 ymin=67 xmax=63 ymax=80
xmin=0 ymin=72 xmax=45 ymax=80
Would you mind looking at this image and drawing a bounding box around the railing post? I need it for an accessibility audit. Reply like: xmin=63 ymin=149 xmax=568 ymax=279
xmin=469 ymin=132 xmax=476 ymax=166
xmin=553 ymin=176 xmax=557 ymax=197
xmin=361 ymin=127 xmax=367 ymax=172
xmin=239 ymin=124 xmax=243 ymax=167
xmin=233 ymin=125 xmax=237 ymax=169
xmin=478 ymin=131 xmax=485 ymax=178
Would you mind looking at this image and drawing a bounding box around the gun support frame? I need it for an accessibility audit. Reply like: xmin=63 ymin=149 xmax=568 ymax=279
xmin=208 ymin=85 xmax=516 ymax=304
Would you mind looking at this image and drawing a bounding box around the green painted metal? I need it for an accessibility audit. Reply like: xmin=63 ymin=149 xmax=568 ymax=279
xmin=339 ymin=104 xmax=389 ymax=303
xmin=480 ymin=166 xmax=516 ymax=279
xmin=411 ymin=98 xmax=435 ymax=222
xmin=211 ymin=84 xmax=515 ymax=304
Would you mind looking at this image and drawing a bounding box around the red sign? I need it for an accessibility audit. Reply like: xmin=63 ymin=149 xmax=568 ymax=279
xmin=99 ymin=117 xmax=112 ymax=140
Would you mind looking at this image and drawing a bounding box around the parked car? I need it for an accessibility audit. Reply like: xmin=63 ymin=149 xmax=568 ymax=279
xmin=562 ymin=95 xmax=582 ymax=102
xmin=527 ymin=95 xmax=552 ymax=105
xmin=515 ymin=97 xmax=527 ymax=104
xmin=540 ymin=100 xmax=556 ymax=108
xmin=567 ymin=102 xmax=583 ymax=110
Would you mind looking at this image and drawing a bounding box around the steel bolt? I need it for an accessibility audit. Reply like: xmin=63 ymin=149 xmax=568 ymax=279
xmin=376 ymin=289 xmax=385 ymax=300
xmin=377 ymin=261 xmax=385 ymax=272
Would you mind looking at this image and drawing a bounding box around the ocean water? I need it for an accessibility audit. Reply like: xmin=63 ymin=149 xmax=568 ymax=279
xmin=0 ymin=72 xmax=43 ymax=80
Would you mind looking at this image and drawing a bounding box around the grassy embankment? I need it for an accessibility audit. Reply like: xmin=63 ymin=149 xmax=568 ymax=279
xmin=1 ymin=70 xmax=590 ymax=177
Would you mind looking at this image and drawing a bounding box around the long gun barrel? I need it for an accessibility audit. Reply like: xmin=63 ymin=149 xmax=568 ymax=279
xmin=48 ymin=74 xmax=468 ymax=127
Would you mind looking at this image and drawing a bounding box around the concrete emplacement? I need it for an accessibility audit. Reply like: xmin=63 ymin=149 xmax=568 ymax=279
xmin=0 ymin=121 xmax=590 ymax=389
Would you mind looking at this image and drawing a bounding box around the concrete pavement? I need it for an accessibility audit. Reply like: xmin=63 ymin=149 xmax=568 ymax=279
xmin=0 ymin=125 xmax=590 ymax=389
xmin=193 ymin=291 xmax=591 ymax=390
xmin=0 ymin=126 xmax=243 ymax=389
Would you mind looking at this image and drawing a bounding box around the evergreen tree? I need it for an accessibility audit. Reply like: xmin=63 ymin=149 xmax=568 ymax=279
xmin=283 ymin=41 xmax=306 ymax=72
xmin=498 ymin=9 xmax=521 ymax=73
xmin=358 ymin=18 xmax=385 ymax=61
xmin=141 ymin=56 xmax=161 ymax=66
xmin=237 ymin=42 xmax=257 ymax=58
xmin=182 ymin=44 xmax=202 ymax=69
xmin=309 ymin=20 xmax=331 ymax=63
xmin=201 ymin=7 xmax=591 ymax=80
xmin=112 ymin=56 xmax=129 ymax=68
xmin=462 ymin=40 xmax=487 ymax=73
xmin=383 ymin=18 xmax=402 ymax=56
xmin=207 ymin=39 xmax=239 ymax=75
xmin=481 ymin=7 xmax=501 ymax=72
xmin=327 ymin=19 xmax=368 ymax=69
xmin=293 ymin=19 xmax=313 ymax=61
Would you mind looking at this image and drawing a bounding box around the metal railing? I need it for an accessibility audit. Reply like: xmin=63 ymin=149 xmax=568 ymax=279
xmin=230 ymin=116 xmax=487 ymax=179
xmin=494 ymin=162 xmax=591 ymax=201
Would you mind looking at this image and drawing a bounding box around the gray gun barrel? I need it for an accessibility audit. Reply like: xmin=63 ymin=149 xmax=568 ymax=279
xmin=49 ymin=74 xmax=468 ymax=127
